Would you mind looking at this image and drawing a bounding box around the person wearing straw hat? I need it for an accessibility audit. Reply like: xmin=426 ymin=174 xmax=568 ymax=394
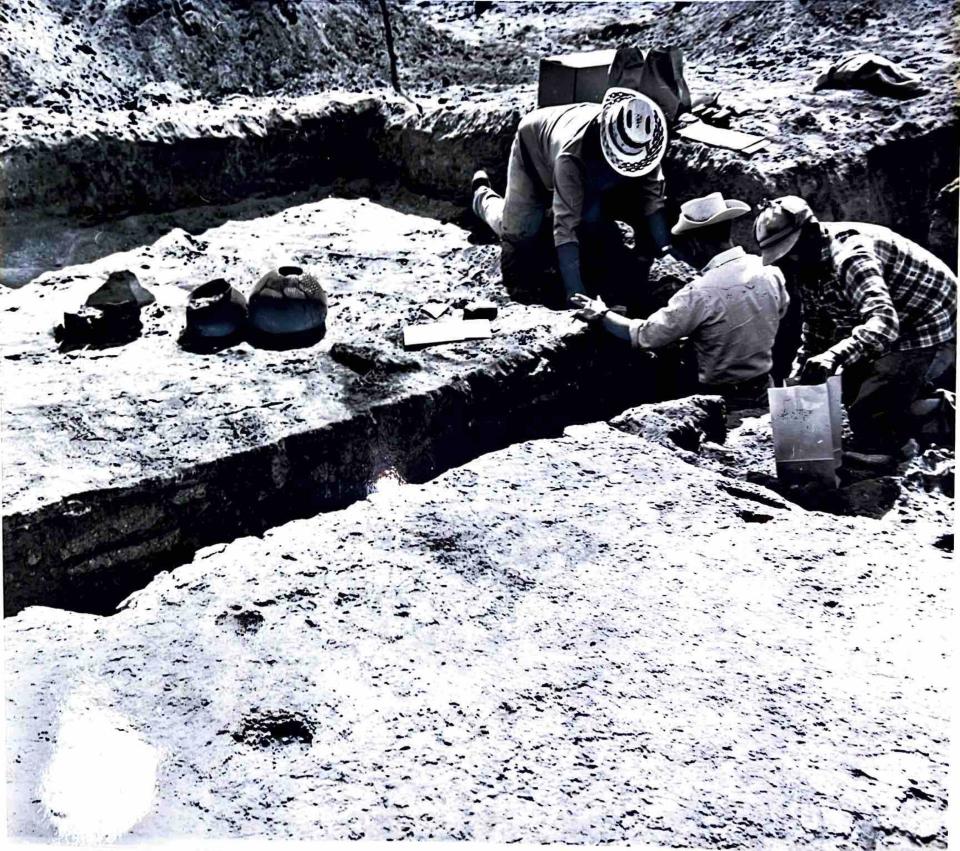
xmin=470 ymin=87 xmax=672 ymax=308
xmin=754 ymin=195 xmax=957 ymax=461
xmin=571 ymin=192 xmax=790 ymax=407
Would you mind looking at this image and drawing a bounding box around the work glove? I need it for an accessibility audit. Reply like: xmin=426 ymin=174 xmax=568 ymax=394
xmin=798 ymin=350 xmax=840 ymax=385
xmin=570 ymin=293 xmax=608 ymax=323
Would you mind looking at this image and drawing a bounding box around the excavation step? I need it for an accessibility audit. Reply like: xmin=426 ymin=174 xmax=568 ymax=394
xmin=4 ymin=408 xmax=950 ymax=843
xmin=0 ymin=187 xmax=688 ymax=616
xmin=3 ymin=86 xmax=956 ymax=271
xmin=0 ymin=93 xmax=388 ymax=216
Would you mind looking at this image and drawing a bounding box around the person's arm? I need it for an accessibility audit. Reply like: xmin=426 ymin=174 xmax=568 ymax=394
xmin=601 ymin=308 xmax=634 ymax=342
xmin=629 ymin=286 xmax=705 ymax=349
xmin=621 ymin=166 xmax=671 ymax=257
xmin=571 ymin=285 xmax=704 ymax=348
xmin=556 ymin=242 xmax=585 ymax=300
xmin=553 ymin=154 xmax=586 ymax=299
xmin=639 ymin=166 xmax=670 ymax=256
xmin=645 ymin=209 xmax=672 ymax=256
xmin=825 ymin=241 xmax=900 ymax=366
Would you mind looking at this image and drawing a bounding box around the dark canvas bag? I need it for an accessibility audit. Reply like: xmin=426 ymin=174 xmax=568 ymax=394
xmin=607 ymin=46 xmax=692 ymax=124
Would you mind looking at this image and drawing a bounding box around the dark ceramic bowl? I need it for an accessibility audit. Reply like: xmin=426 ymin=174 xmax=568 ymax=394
xmin=184 ymin=278 xmax=248 ymax=339
xmin=179 ymin=278 xmax=248 ymax=353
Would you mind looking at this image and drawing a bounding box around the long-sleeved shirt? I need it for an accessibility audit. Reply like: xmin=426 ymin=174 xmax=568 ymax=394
xmin=628 ymin=246 xmax=790 ymax=385
xmin=798 ymin=222 xmax=957 ymax=367
xmin=516 ymin=103 xmax=665 ymax=248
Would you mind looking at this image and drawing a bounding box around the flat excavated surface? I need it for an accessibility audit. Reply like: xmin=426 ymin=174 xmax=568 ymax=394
xmin=1 ymin=186 xmax=501 ymax=516
xmin=5 ymin=413 xmax=951 ymax=845
xmin=3 ymin=184 xmax=686 ymax=614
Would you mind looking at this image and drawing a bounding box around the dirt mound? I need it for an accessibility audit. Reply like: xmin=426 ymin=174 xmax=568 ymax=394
xmin=3 ymin=0 xmax=956 ymax=113
xmin=0 ymin=0 xmax=664 ymax=114
xmin=0 ymin=0 xmax=438 ymax=111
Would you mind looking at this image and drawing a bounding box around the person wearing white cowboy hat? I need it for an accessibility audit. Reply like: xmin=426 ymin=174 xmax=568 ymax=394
xmin=754 ymin=195 xmax=956 ymax=462
xmin=470 ymin=87 xmax=672 ymax=307
xmin=572 ymin=191 xmax=790 ymax=407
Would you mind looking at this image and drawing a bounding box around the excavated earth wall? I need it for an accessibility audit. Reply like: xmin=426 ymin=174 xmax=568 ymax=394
xmin=0 ymin=94 xmax=390 ymax=216
xmin=3 ymin=84 xmax=956 ymax=273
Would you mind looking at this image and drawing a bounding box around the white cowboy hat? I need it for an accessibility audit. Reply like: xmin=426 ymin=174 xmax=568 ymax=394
xmin=671 ymin=192 xmax=751 ymax=235
xmin=600 ymin=87 xmax=668 ymax=178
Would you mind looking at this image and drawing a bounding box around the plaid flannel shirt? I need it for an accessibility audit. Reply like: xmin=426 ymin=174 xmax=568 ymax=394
xmin=797 ymin=222 xmax=957 ymax=368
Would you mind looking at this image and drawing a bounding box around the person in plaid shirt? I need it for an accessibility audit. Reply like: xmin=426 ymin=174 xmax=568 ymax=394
xmin=755 ymin=196 xmax=956 ymax=457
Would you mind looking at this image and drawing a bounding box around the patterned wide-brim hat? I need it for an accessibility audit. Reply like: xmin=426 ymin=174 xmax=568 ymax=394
xmin=600 ymin=87 xmax=668 ymax=178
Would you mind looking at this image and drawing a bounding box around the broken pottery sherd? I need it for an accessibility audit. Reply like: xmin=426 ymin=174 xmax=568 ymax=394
xmin=87 ymin=270 xmax=156 ymax=308
xmin=56 ymin=304 xmax=142 ymax=350
xmin=55 ymin=271 xmax=151 ymax=350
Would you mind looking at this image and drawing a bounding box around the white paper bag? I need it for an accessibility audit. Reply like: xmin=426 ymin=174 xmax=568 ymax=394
xmin=768 ymin=378 xmax=843 ymax=488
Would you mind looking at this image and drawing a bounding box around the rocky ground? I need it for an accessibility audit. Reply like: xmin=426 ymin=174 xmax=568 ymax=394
xmin=5 ymin=399 xmax=953 ymax=845
xmin=1 ymin=0 xmax=957 ymax=847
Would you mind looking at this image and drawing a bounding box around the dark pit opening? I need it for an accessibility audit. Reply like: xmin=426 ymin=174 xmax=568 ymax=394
xmin=737 ymin=509 xmax=775 ymax=524
xmin=231 ymin=712 xmax=315 ymax=748
xmin=278 ymin=265 xmax=303 ymax=277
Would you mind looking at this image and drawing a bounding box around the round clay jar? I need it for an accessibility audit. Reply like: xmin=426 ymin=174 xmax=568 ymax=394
xmin=248 ymin=265 xmax=328 ymax=338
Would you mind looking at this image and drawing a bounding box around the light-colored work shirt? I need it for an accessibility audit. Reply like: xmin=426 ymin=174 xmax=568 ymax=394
xmin=516 ymin=103 xmax=665 ymax=247
xmin=629 ymin=246 xmax=790 ymax=385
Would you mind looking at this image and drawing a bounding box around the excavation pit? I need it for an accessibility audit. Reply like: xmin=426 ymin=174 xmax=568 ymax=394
xmin=1 ymin=184 xmax=699 ymax=616
xmin=2 ymin=1 xmax=956 ymax=845
xmin=3 ymin=78 xmax=957 ymax=615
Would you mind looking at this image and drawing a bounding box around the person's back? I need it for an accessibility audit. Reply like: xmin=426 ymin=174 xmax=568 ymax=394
xmin=516 ymin=103 xmax=601 ymax=192
xmin=681 ymin=248 xmax=787 ymax=385
xmin=572 ymin=192 xmax=790 ymax=399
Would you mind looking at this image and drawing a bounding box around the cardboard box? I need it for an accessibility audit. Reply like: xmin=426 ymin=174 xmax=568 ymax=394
xmin=538 ymin=49 xmax=616 ymax=107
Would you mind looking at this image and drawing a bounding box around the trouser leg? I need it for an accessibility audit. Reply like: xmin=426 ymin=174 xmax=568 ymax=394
xmin=843 ymin=346 xmax=943 ymax=452
xmin=922 ymin=340 xmax=956 ymax=391
xmin=472 ymin=133 xmax=544 ymax=238
xmin=496 ymin=135 xmax=548 ymax=290
xmin=473 ymin=186 xmax=505 ymax=238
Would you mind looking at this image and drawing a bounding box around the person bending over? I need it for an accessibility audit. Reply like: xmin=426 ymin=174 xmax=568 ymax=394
xmin=754 ymin=195 xmax=956 ymax=460
xmin=471 ymin=88 xmax=672 ymax=308
xmin=572 ymin=192 xmax=789 ymax=409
